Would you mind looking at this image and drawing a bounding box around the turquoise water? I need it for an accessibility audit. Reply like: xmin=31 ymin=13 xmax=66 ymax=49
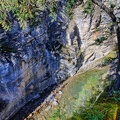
xmin=57 ymin=68 xmax=108 ymax=118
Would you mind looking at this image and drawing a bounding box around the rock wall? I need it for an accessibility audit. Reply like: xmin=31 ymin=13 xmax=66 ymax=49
xmin=0 ymin=0 xmax=119 ymax=119
xmin=0 ymin=1 xmax=82 ymax=119
xmin=73 ymin=0 xmax=119 ymax=67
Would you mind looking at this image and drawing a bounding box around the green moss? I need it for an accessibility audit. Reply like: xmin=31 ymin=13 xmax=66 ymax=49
xmin=98 ymin=51 xmax=116 ymax=66
xmin=83 ymin=0 xmax=94 ymax=15
xmin=68 ymin=102 xmax=118 ymax=120
xmin=82 ymin=103 xmax=118 ymax=120
xmin=0 ymin=0 xmax=57 ymax=30
xmin=66 ymin=0 xmax=82 ymax=19
xmin=68 ymin=87 xmax=120 ymax=120
xmin=48 ymin=108 xmax=66 ymax=120
xmin=57 ymin=67 xmax=109 ymax=118
xmin=47 ymin=65 xmax=110 ymax=119
xmin=75 ymin=69 xmax=109 ymax=108
xmin=94 ymin=37 xmax=108 ymax=45
xmin=116 ymin=105 xmax=120 ymax=120
xmin=47 ymin=67 xmax=109 ymax=120
xmin=105 ymin=51 xmax=117 ymax=58
xmin=68 ymin=116 xmax=82 ymax=120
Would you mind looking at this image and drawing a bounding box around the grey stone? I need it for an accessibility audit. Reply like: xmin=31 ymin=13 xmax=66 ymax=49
xmin=52 ymin=100 xmax=58 ymax=106
xmin=45 ymin=106 xmax=51 ymax=111
xmin=58 ymin=91 xmax=62 ymax=95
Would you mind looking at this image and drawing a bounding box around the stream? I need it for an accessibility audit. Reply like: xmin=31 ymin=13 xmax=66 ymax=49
xmin=10 ymin=66 xmax=109 ymax=120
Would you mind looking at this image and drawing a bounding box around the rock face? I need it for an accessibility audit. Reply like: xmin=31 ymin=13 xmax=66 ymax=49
xmin=0 ymin=1 xmax=82 ymax=120
xmin=73 ymin=2 xmax=117 ymax=66
xmin=0 ymin=0 xmax=119 ymax=119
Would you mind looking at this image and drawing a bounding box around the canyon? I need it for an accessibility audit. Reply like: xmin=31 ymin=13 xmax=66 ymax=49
xmin=0 ymin=0 xmax=119 ymax=119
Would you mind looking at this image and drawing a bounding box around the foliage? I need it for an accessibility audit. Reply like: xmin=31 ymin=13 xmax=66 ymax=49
xmin=48 ymin=107 xmax=66 ymax=120
xmin=101 ymin=57 xmax=114 ymax=66
xmin=111 ymin=91 xmax=120 ymax=103
xmin=0 ymin=0 xmax=82 ymax=30
xmin=97 ymin=51 xmax=116 ymax=67
xmin=94 ymin=36 xmax=107 ymax=45
xmin=0 ymin=0 xmax=91 ymax=30
xmin=66 ymin=0 xmax=82 ymax=19
xmin=83 ymin=0 xmax=94 ymax=15
xmin=49 ymin=0 xmax=57 ymax=19
xmin=80 ymin=107 xmax=106 ymax=120
xmin=109 ymin=1 xmax=116 ymax=9
xmin=75 ymin=69 xmax=109 ymax=110
xmin=79 ymin=102 xmax=119 ymax=120
xmin=0 ymin=0 xmax=57 ymax=30
xmin=68 ymin=102 xmax=119 ymax=120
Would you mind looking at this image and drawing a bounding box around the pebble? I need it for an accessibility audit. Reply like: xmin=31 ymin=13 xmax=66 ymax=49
xmin=46 ymin=94 xmax=54 ymax=102
xmin=52 ymin=101 xmax=58 ymax=106
xmin=58 ymin=91 xmax=62 ymax=95
xmin=45 ymin=106 xmax=51 ymax=111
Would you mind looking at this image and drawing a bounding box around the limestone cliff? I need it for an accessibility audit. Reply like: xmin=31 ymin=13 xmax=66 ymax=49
xmin=0 ymin=0 xmax=119 ymax=119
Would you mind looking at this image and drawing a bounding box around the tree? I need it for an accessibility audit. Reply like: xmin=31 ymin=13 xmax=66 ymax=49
xmin=0 ymin=0 xmax=57 ymax=30
xmin=91 ymin=0 xmax=120 ymax=90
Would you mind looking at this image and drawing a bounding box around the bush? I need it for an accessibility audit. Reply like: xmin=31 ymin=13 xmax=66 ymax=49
xmin=83 ymin=0 xmax=94 ymax=15
xmin=0 ymin=0 xmax=83 ymax=30
xmin=101 ymin=57 xmax=113 ymax=66
xmin=66 ymin=0 xmax=83 ymax=19
xmin=0 ymin=0 xmax=57 ymax=31
xmin=80 ymin=108 xmax=105 ymax=120
xmin=94 ymin=37 xmax=107 ymax=45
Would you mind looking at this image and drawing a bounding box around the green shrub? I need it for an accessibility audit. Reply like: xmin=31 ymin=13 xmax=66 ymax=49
xmin=0 ymin=0 xmax=83 ymax=30
xmin=0 ymin=0 xmax=57 ymax=31
xmin=101 ymin=57 xmax=113 ymax=66
xmin=83 ymin=0 xmax=94 ymax=15
xmin=66 ymin=0 xmax=83 ymax=19
xmin=80 ymin=108 xmax=106 ymax=120
xmin=48 ymin=108 xmax=66 ymax=120
xmin=94 ymin=37 xmax=107 ymax=45
xmin=68 ymin=103 xmax=119 ymax=120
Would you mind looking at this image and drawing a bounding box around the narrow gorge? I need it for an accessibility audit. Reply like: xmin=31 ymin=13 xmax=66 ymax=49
xmin=0 ymin=0 xmax=120 ymax=120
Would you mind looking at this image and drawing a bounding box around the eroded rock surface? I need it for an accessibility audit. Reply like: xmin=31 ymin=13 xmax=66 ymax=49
xmin=0 ymin=0 xmax=119 ymax=119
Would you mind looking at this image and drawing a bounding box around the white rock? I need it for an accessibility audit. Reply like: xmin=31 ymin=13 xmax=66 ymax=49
xmin=58 ymin=91 xmax=62 ymax=95
xmin=52 ymin=101 xmax=58 ymax=106
xmin=46 ymin=94 xmax=54 ymax=102
xmin=45 ymin=106 xmax=51 ymax=111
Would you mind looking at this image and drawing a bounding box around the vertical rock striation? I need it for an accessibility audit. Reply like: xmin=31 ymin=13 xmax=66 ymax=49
xmin=0 ymin=0 xmax=119 ymax=119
